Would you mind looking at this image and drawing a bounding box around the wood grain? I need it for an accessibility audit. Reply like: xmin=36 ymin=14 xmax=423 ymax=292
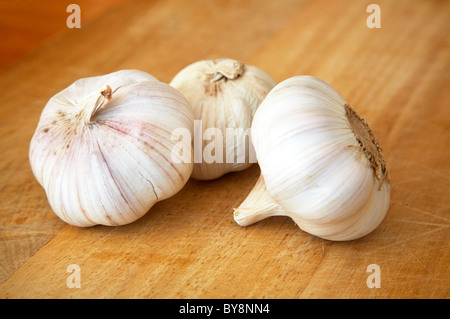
xmin=0 ymin=0 xmax=449 ymax=298
xmin=0 ymin=0 xmax=127 ymax=69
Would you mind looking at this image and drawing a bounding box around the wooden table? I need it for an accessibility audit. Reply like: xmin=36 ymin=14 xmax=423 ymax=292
xmin=0 ymin=0 xmax=449 ymax=299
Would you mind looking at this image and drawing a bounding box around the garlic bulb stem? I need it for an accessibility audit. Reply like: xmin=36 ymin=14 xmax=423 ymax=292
xmin=234 ymin=175 xmax=287 ymax=226
xmin=209 ymin=59 xmax=245 ymax=82
xmin=77 ymin=85 xmax=114 ymax=126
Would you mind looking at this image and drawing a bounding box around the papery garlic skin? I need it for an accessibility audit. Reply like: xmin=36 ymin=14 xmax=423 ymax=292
xmin=170 ymin=59 xmax=277 ymax=180
xmin=234 ymin=76 xmax=390 ymax=241
xmin=30 ymin=70 xmax=194 ymax=227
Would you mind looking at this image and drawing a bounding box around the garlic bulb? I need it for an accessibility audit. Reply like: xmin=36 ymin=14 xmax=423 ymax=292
xmin=234 ymin=76 xmax=391 ymax=241
xmin=170 ymin=58 xmax=277 ymax=180
xmin=29 ymin=70 xmax=194 ymax=227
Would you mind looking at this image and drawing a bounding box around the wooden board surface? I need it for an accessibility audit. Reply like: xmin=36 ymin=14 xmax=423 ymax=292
xmin=0 ymin=0 xmax=449 ymax=299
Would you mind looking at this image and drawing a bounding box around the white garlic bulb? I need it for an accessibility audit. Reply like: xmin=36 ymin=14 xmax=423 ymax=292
xmin=29 ymin=70 xmax=194 ymax=227
xmin=170 ymin=58 xmax=277 ymax=180
xmin=234 ymin=76 xmax=391 ymax=241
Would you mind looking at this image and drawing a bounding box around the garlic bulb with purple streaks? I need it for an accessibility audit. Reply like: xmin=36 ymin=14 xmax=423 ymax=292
xmin=234 ymin=76 xmax=391 ymax=241
xmin=29 ymin=70 xmax=194 ymax=227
